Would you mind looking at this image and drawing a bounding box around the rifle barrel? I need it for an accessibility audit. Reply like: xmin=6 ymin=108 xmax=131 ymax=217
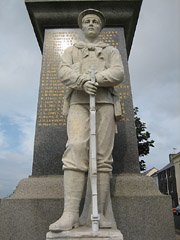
xmin=89 ymin=65 xmax=100 ymax=232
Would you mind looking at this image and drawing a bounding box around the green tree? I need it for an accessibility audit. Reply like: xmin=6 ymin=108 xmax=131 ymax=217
xmin=134 ymin=107 xmax=155 ymax=171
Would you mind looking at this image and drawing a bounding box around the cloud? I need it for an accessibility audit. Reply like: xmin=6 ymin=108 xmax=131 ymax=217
xmin=11 ymin=114 xmax=36 ymax=155
xmin=128 ymin=0 xmax=180 ymax=171
xmin=0 ymin=152 xmax=32 ymax=198
xmin=0 ymin=130 xmax=6 ymax=148
xmin=130 ymin=0 xmax=180 ymax=87
xmin=0 ymin=0 xmax=40 ymax=198
xmin=0 ymin=0 xmax=41 ymax=118
xmin=0 ymin=114 xmax=35 ymax=198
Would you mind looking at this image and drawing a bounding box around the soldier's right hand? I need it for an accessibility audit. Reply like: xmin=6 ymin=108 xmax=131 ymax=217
xmin=83 ymin=81 xmax=98 ymax=95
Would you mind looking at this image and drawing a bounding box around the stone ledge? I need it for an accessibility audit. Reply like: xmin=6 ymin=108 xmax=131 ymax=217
xmin=111 ymin=173 xmax=162 ymax=197
xmin=9 ymin=176 xmax=64 ymax=199
xmin=9 ymin=174 xmax=162 ymax=200
xmin=46 ymin=227 xmax=123 ymax=239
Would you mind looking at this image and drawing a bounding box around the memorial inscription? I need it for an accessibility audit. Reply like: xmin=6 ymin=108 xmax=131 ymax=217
xmin=37 ymin=28 xmax=130 ymax=128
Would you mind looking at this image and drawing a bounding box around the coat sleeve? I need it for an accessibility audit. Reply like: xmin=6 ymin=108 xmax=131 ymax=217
xmin=57 ymin=46 xmax=85 ymax=89
xmin=95 ymin=47 xmax=124 ymax=87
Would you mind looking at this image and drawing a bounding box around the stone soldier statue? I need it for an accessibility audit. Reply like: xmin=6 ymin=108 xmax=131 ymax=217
xmin=49 ymin=8 xmax=124 ymax=232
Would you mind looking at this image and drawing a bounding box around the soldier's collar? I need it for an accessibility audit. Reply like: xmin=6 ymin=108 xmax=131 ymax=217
xmin=74 ymin=41 xmax=108 ymax=58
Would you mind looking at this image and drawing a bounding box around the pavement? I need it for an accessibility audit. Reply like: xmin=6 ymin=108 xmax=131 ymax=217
xmin=174 ymin=215 xmax=180 ymax=239
xmin=176 ymin=234 xmax=180 ymax=239
xmin=176 ymin=229 xmax=180 ymax=240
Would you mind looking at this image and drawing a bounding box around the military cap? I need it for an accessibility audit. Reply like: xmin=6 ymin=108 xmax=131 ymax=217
xmin=78 ymin=9 xmax=106 ymax=29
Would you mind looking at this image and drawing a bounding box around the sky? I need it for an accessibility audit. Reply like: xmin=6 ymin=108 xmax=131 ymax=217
xmin=0 ymin=0 xmax=180 ymax=198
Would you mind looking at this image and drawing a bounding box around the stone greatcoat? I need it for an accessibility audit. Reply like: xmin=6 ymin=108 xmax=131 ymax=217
xmin=58 ymin=41 xmax=124 ymax=172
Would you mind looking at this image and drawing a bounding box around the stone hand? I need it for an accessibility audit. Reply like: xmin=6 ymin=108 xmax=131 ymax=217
xmin=83 ymin=81 xmax=98 ymax=95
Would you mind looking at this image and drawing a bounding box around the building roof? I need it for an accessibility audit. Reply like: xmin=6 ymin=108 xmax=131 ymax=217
xmin=144 ymin=167 xmax=158 ymax=176
xmin=157 ymin=162 xmax=174 ymax=173
xmin=172 ymin=152 xmax=180 ymax=160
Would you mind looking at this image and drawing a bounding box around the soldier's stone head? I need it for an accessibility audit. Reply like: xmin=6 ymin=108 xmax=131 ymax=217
xmin=78 ymin=9 xmax=105 ymax=39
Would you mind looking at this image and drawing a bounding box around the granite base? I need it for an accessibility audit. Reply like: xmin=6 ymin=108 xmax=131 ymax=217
xmin=0 ymin=174 xmax=177 ymax=240
xmin=46 ymin=227 xmax=123 ymax=239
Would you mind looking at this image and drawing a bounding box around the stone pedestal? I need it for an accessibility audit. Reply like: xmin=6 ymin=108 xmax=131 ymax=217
xmin=46 ymin=227 xmax=123 ymax=240
xmin=111 ymin=174 xmax=176 ymax=240
xmin=0 ymin=176 xmax=64 ymax=240
xmin=0 ymin=174 xmax=176 ymax=240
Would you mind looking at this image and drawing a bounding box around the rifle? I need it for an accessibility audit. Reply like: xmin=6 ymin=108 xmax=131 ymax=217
xmin=89 ymin=65 xmax=100 ymax=232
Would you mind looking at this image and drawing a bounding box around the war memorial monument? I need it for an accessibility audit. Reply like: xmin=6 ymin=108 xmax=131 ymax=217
xmin=0 ymin=0 xmax=177 ymax=240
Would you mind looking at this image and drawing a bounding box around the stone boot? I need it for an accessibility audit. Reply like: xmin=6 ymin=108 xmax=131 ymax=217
xmin=49 ymin=170 xmax=85 ymax=232
xmin=98 ymin=172 xmax=112 ymax=228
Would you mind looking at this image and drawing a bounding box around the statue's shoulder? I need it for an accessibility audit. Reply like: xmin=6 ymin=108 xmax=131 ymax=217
xmin=103 ymin=44 xmax=120 ymax=54
xmin=73 ymin=41 xmax=85 ymax=49
xmin=64 ymin=45 xmax=73 ymax=53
